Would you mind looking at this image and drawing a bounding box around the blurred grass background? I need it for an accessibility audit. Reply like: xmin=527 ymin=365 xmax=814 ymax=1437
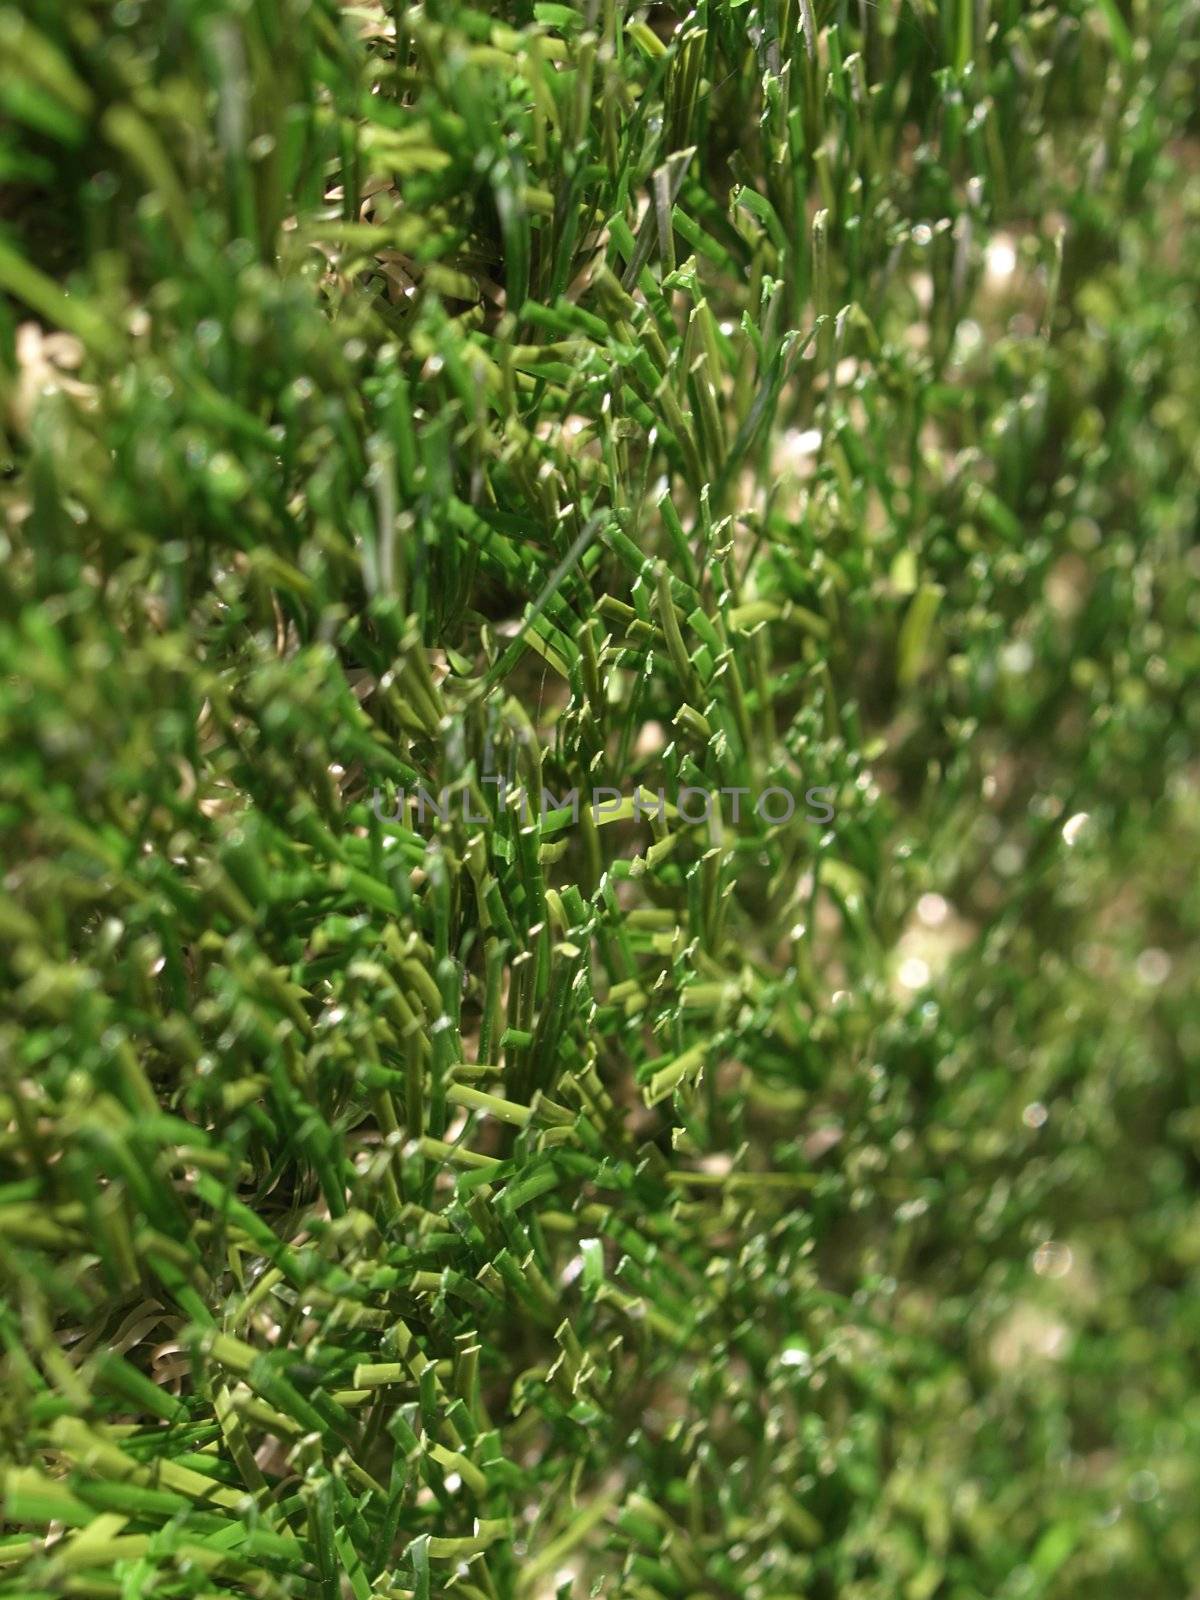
xmin=1 ymin=0 xmax=1199 ymax=1596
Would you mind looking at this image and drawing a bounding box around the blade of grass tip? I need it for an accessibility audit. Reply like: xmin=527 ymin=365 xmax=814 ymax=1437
xmin=897 ymin=583 xmax=944 ymax=687
xmin=812 ymin=208 xmax=833 ymax=367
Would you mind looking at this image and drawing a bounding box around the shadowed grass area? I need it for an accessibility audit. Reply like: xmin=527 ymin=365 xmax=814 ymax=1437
xmin=1 ymin=1 xmax=1198 ymax=1595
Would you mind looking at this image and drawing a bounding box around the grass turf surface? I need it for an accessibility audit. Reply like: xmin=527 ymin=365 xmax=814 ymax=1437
xmin=1 ymin=0 xmax=1199 ymax=1596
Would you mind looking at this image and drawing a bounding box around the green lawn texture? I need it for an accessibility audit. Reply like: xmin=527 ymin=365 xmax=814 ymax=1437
xmin=0 ymin=1 xmax=1198 ymax=1597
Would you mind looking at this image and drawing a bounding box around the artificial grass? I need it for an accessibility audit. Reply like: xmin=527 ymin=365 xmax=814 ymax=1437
xmin=1 ymin=0 xmax=1199 ymax=1595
